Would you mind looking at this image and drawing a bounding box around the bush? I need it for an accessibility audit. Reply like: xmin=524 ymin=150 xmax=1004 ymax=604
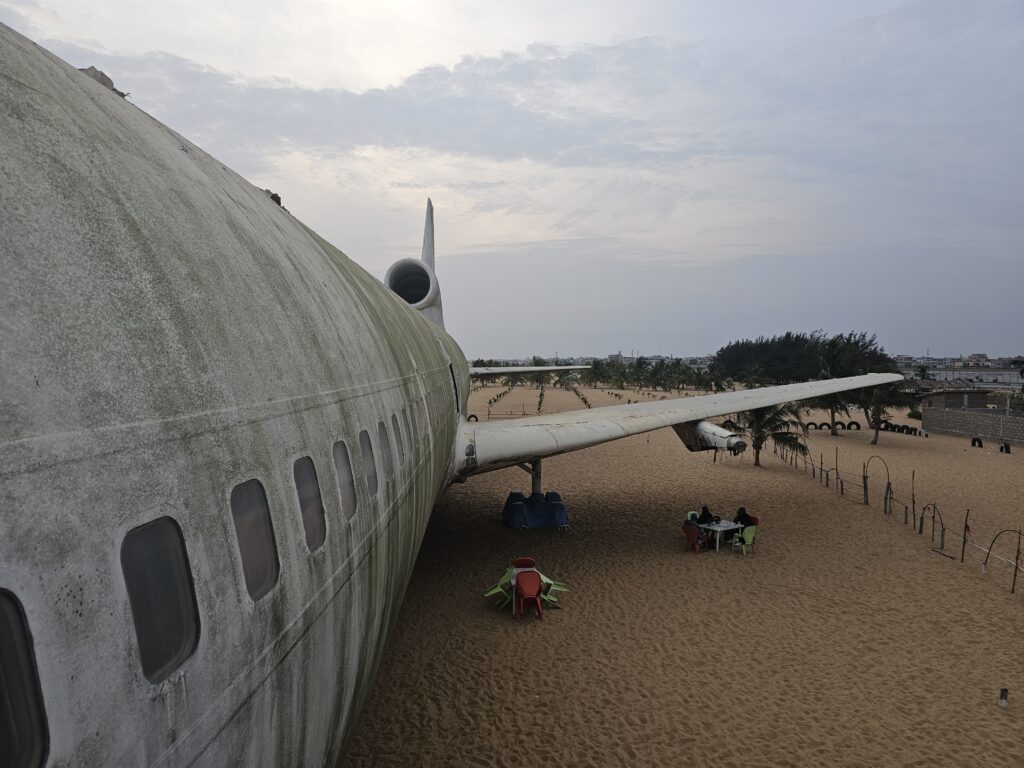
xmin=907 ymin=409 xmax=922 ymax=420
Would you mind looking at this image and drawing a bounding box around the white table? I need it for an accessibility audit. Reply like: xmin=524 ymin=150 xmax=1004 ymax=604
xmin=699 ymin=520 xmax=743 ymax=552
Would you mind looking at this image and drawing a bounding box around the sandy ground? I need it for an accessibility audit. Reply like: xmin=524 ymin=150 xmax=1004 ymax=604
xmin=344 ymin=384 xmax=1024 ymax=767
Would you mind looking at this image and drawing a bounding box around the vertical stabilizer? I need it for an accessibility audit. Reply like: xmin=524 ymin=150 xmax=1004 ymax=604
xmin=384 ymin=198 xmax=445 ymax=328
xmin=421 ymin=198 xmax=435 ymax=269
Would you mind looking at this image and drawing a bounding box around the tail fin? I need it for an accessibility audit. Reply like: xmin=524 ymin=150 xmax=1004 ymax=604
xmin=383 ymin=198 xmax=445 ymax=328
xmin=421 ymin=198 xmax=435 ymax=270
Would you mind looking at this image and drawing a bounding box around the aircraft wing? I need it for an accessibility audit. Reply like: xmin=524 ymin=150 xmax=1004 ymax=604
xmin=470 ymin=365 xmax=589 ymax=377
xmin=458 ymin=373 xmax=902 ymax=476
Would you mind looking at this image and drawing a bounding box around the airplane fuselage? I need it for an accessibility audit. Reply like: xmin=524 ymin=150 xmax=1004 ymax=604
xmin=1 ymin=24 xmax=468 ymax=766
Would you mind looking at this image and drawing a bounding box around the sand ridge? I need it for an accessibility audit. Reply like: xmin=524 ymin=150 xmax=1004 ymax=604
xmin=345 ymin=385 xmax=1024 ymax=767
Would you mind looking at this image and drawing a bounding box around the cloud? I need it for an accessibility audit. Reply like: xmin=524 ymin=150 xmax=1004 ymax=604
xmin=10 ymin=0 xmax=1024 ymax=356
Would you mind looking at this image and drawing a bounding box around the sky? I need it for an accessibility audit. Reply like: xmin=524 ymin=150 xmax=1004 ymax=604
xmin=3 ymin=0 xmax=1022 ymax=358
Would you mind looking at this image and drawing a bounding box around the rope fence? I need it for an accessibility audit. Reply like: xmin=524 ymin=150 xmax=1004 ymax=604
xmin=770 ymin=439 xmax=1024 ymax=595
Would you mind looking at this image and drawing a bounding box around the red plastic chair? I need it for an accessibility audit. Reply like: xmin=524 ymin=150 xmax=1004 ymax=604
xmin=683 ymin=523 xmax=704 ymax=553
xmin=512 ymin=556 xmax=536 ymax=569
xmin=515 ymin=570 xmax=543 ymax=621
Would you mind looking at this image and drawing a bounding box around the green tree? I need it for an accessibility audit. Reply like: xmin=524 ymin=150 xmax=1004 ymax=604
xmin=915 ymin=364 xmax=931 ymax=380
xmin=631 ymin=356 xmax=650 ymax=389
xmin=865 ymin=385 xmax=918 ymax=445
xmin=733 ymin=402 xmax=808 ymax=467
xmin=529 ymin=356 xmax=551 ymax=388
xmin=814 ymin=332 xmax=897 ymax=435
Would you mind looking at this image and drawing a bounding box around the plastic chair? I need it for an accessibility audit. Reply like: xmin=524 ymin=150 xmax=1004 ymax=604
xmin=512 ymin=556 xmax=536 ymax=569
xmin=687 ymin=511 xmax=698 ymax=522
xmin=515 ymin=570 xmax=543 ymax=621
xmin=732 ymin=525 xmax=757 ymax=555
xmin=683 ymin=523 xmax=704 ymax=553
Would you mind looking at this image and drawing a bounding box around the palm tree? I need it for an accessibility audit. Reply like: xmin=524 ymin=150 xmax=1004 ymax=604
xmin=865 ymin=385 xmax=918 ymax=445
xmin=733 ymin=402 xmax=808 ymax=467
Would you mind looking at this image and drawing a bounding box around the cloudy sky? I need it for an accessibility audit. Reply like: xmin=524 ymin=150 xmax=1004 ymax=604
xmin=3 ymin=0 xmax=1022 ymax=358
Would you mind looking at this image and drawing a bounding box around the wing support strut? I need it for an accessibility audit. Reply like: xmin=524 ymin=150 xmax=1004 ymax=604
xmin=515 ymin=459 xmax=543 ymax=495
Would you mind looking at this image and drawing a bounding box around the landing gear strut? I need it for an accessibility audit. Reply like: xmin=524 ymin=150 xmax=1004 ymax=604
xmin=517 ymin=458 xmax=544 ymax=496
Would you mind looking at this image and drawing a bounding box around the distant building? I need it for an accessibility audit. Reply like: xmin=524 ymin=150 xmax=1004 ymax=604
xmin=917 ymin=386 xmax=992 ymax=410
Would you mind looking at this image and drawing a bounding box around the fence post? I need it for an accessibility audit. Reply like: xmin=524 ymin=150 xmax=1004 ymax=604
xmin=1013 ymin=529 xmax=1022 ymax=595
xmin=885 ymin=481 xmax=892 ymax=516
xmin=825 ymin=469 xmax=829 ymax=488
xmin=918 ymin=514 xmax=925 ymax=535
xmin=904 ymin=505 xmax=909 ymax=526
xmin=960 ymin=509 xmax=970 ymax=563
xmin=931 ymin=510 xmax=935 ymax=543
xmin=839 ymin=478 xmax=844 ymax=496
xmin=862 ymin=462 xmax=869 ymax=506
xmin=911 ymin=470 xmax=916 ymax=522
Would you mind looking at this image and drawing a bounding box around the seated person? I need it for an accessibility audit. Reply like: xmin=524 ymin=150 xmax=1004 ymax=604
xmin=733 ymin=507 xmax=756 ymax=528
xmin=696 ymin=505 xmax=715 ymax=526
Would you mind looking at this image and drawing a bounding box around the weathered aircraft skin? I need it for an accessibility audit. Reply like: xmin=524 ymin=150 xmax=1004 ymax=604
xmin=0 ymin=23 xmax=904 ymax=768
xmin=1 ymin=24 xmax=467 ymax=766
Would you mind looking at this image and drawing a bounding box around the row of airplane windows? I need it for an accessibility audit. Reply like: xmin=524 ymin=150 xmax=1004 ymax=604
xmin=130 ymin=404 xmax=425 ymax=685
xmin=0 ymin=387 xmax=447 ymax=768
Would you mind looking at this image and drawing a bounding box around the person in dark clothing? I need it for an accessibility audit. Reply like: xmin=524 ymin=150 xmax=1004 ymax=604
xmin=696 ymin=505 xmax=715 ymax=526
xmin=733 ymin=507 xmax=756 ymax=528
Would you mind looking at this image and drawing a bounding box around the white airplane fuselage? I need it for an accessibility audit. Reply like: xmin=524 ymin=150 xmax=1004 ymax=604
xmin=1 ymin=24 xmax=469 ymax=766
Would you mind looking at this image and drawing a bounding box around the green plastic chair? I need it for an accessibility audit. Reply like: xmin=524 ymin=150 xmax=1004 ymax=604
xmin=732 ymin=525 xmax=757 ymax=555
xmin=484 ymin=566 xmax=568 ymax=609
xmin=687 ymin=511 xmax=698 ymax=522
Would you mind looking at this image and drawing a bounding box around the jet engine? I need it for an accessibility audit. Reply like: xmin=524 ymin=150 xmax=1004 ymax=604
xmin=672 ymin=420 xmax=747 ymax=453
xmin=385 ymin=258 xmax=439 ymax=309
xmin=385 ymin=199 xmax=446 ymax=328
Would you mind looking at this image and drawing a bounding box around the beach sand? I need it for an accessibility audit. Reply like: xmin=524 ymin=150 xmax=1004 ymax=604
xmin=344 ymin=385 xmax=1024 ymax=767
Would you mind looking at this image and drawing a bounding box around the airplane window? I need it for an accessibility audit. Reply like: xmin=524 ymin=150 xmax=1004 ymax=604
xmin=390 ymin=413 xmax=406 ymax=465
xmin=359 ymin=429 xmax=378 ymax=497
xmin=332 ymin=441 xmax=358 ymax=519
xmin=229 ymin=480 xmax=280 ymax=600
xmin=120 ymin=517 xmax=200 ymax=683
xmin=409 ymin=401 xmax=420 ymax=445
xmin=377 ymin=420 xmax=395 ymax=479
xmin=401 ymin=408 xmax=414 ymax=454
xmin=0 ymin=590 xmax=49 ymax=768
xmin=293 ymin=456 xmax=326 ymax=551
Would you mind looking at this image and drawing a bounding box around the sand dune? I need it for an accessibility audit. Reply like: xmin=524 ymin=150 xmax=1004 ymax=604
xmin=345 ymin=385 xmax=1024 ymax=767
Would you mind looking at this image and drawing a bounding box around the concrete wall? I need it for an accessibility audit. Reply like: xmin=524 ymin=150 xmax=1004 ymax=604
xmin=922 ymin=408 xmax=1024 ymax=443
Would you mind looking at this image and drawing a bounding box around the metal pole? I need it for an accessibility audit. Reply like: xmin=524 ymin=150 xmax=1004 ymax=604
xmin=531 ymin=459 xmax=543 ymax=495
xmin=960 ymin=509 xmax=970 ymax=563
xmin=911 ymin=470 xmax=916 ymax=520
xmin=918 ymin=513 xmax=925 ymax=535
xmin=904 ymin=505 xmax=909 ymax=526
xmin=885 ymin=481 xmax=892 ymax=516
xmin=862 ymin=463 xmax=869 ymax=505
xmin=1013 ymin=529 xmax=1022 ymax=595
